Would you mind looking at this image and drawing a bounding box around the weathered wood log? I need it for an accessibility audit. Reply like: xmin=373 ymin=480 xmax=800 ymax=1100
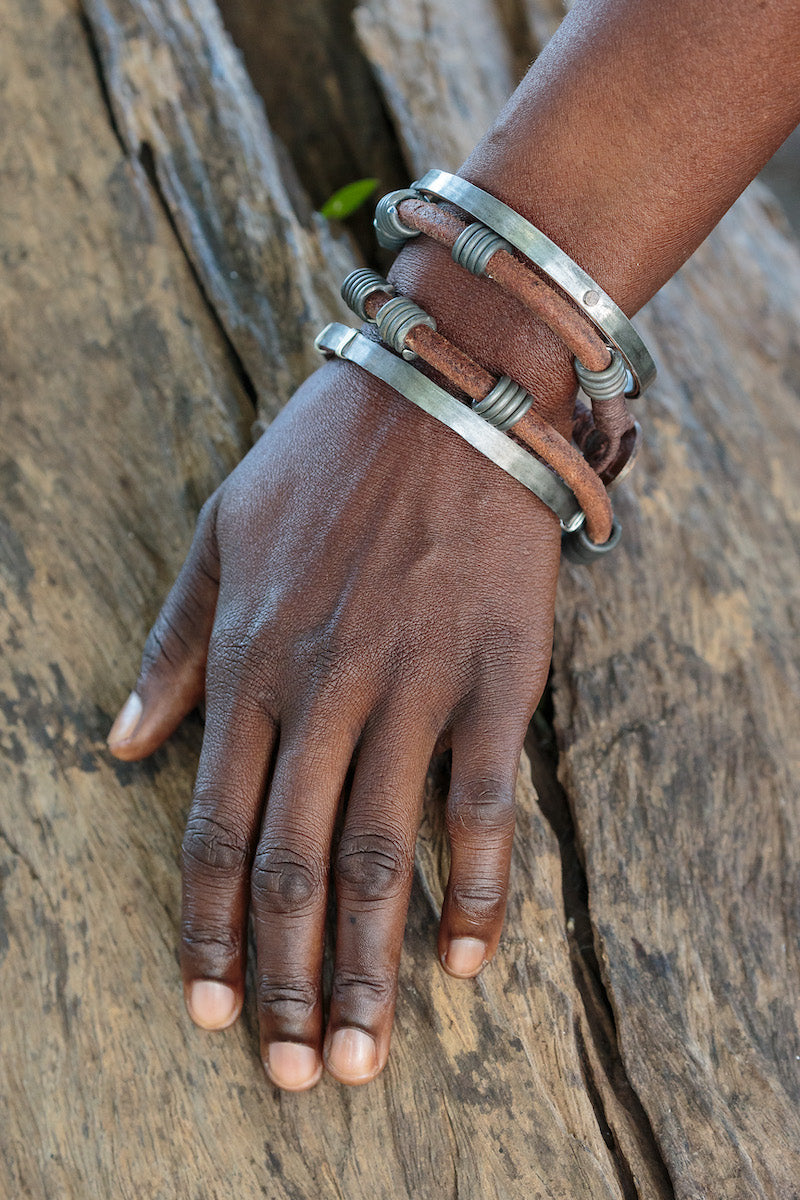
xmin=216 ymin=0 xmax=408 ymax=256
xmin=1 ymin=0 xmax=798 ymax=1197
xmin=552 ymin=199 xmax=800 ymax=1197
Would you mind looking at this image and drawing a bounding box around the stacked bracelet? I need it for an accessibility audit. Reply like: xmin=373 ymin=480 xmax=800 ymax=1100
xmin=376 ymin=170 xmax=656 ymax=394
xmin=335 ymin=269 xmax=615 ymax=545
xmin=315 ymin=170 xmax=657 ymax=562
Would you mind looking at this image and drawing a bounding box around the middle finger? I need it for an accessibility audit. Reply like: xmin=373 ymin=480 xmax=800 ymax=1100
xmin=253 ymin=717 xmax=358 ymax=1092
xmin=324 ymin=704 xmax=438 ymax=1085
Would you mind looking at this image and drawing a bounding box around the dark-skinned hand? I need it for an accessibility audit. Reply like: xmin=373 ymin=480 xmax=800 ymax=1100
xmin=111 ymin=0 xmax=800 ymax=1091
xmin=107 ymin=321 xmax=573 ymax=1089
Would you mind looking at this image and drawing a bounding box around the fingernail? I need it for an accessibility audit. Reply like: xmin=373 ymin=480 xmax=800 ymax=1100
xmin=327 ymin=1028 xmax=378 ymax=1081
xmin=186 ymin=980 xmax=238 ymax=1030
xmin=445 ymin=937 xmax=487 ymax=977
xmin=266 ymin=1043 xmax=322 ymax=1091
xmin=107 ymin=692 xmax=143 ymax=746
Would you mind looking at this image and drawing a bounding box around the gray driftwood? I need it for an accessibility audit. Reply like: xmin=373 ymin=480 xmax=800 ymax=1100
xmin=1 ymin=0 xmax=798 ymax=1196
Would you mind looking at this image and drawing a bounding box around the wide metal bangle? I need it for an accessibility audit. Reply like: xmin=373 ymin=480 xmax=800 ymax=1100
xmin=315 ymin=323 xmax=585 ymax=534
xmin=412 ymin=169 xmax=656 ymax=398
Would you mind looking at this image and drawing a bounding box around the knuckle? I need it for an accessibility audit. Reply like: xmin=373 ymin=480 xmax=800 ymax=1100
xmin=331 ymin=970 xmax=395 ymax=1010
xmin=206 ymin=627 xmax=280 ymax=716
xmin=335 ymin=832 xmax=412 ymax=902
xmin=292 ymin=626 xmax=361 ymax=698
xmin=182 ymin=813 xmax=251 ymax=876
xmin=251 ymin=847 xmax=324 ymax=916
xmin=257 ymin=975 xmax=318 ymax=1021
xmin=448 ymin=776 xmax=516 ymax=840
xmin=141 ymin=611 xmax=185 ymax=674
xmin=180 ymin=922 xmax=240 ymax=969
xmin=450 ymin=881 xmax=507 ymax=925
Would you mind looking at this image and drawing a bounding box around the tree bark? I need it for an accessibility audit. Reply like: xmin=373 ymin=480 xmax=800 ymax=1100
xmin=1 ymin=0 xmax=798 ymax=1196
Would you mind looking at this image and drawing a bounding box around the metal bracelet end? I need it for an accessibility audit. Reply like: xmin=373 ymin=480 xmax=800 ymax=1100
xmin=314 ymin=324 xmax=335 ymax=354
xmin=374 ymin=189 xmax=421 ymax=251
xmin=561 ymin=516 xmax=622 ymax=564
xmin=314 ymin=322 xmax=358 ymax=358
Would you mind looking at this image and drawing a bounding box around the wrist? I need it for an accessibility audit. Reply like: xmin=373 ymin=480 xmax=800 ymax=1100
xmin=387 ymin=234 xmax=578 ymax=440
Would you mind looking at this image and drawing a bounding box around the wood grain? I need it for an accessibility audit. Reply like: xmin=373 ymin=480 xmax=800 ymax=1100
xmin=1 ymin=0 xmax=799 ymax=1196
xmin=554 ymin=191 xmax=800 ymax=1198
xmin=83 ymin=0 xmax=357 ymax=421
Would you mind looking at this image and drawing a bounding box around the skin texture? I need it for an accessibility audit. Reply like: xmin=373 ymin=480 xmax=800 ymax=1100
xmin=109 ymin=357 xmax=567 ymax=1089
xmin=108 ymin=0 xmax=800 ymax=1089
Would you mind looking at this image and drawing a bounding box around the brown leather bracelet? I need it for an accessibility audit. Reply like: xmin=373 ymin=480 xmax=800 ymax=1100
xmin=350 ymin=284 xmax=615 ymax=544
xmin=396 ymin=197 xmax=612 ymax=371
xmin=394 ymin=196 xmax=634 ymax=469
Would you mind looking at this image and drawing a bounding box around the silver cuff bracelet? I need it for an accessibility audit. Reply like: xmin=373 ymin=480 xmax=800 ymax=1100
xmin=315 ymin=322 xmax=586 ymax=535
xmin=403 ymin=169 xmax=656 ymax=398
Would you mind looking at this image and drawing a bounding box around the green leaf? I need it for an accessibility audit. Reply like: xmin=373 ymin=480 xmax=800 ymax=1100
xmin=320 ymin=177 xmax=379 ymax=220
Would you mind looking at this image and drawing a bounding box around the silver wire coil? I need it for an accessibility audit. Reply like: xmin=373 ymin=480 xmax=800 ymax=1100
xmin=574 ymin=349 xmax=630 ymax=401
xmin=451 ymin=221 xmax=512 ymax=277
xmin=413 ymin=169 xmax=656 ymax=397
xmin=374 ymin=296 xmax=436 ymax=359
xmin=315 ymin=321 xmax=587 ymax=534
xmin=373 ymin=189 xmax=421 ymax=251
xmin=471 ymin=375 xmax=534 ymax=431
xmin=340 ymin=268 xmax=394 ymax=322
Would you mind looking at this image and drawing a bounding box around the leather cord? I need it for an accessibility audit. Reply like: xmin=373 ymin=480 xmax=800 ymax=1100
xmin=361 ymin=290 xmax=614 ymax=544
xmin=395 ymin=196 xmax=634 ymax=469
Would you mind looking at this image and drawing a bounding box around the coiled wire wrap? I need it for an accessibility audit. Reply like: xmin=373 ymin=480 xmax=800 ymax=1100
xmin=374 ymin=296 xmax=436 ymax=360
xmin=472 ymin=376 xmax=534 ymax=430
xmin=373 ymin=189 xmax=421 ymax=251
xmin=451 ymin=222 xmax=513 ymax=276
xmin=341 ymin=268 xmax=394 ymax=322
xmin=574 ymin=349 xmax=630 ymax=401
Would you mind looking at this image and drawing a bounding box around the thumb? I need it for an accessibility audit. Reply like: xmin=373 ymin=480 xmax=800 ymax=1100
xmin=108 ymin=497 xmax=221 ymax=761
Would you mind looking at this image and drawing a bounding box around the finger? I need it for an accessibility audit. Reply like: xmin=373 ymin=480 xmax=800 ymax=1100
xmin=180 ymin=684 xmax=277 ymax=1033
xmin=108 ymin=496 xmax=220 ymax=760
xmin=437 ymin=714 xmax=521 ymax=979
xmin=324 ymin=709 xmax=435 ymax=1086
xmin=252 ymin=721 xmax=359 ymax=1093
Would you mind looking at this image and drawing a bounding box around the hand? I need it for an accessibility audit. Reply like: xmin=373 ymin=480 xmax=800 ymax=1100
xmin=107 ymin=307 xmax=567 ymax=1091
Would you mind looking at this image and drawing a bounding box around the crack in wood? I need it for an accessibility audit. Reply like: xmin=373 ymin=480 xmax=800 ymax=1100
xmin=0 ymin=826 xmax=56 ymax=913
xmin=525 ymin=702 xmax=676 ymax=1200
xmin=77 ymin=10 xmax=128 ymax=159
xmin=217 ymin=0 xmax=411 ymax=263
xmin=136 ymin=139 xmax=260 ymax=416
xmin=77 ymin=5 xmax=260 ymax=420
xmin=573 ymin=1017 xmax=642 ymax=1200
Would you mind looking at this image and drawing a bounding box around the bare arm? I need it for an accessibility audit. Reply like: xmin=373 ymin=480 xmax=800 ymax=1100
xmin=395 ymin=0 xmax=800 ymax=427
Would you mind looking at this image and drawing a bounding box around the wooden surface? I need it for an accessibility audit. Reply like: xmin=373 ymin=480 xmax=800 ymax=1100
xmin=1 ymin=0 xmax=799 ymax=1196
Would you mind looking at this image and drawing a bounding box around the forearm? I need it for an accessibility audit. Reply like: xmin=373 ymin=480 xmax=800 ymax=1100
xmin=391 ymin=0 xmax=800 ymax=428
xmin=465 ymin=0 xmax=800 ymax=310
